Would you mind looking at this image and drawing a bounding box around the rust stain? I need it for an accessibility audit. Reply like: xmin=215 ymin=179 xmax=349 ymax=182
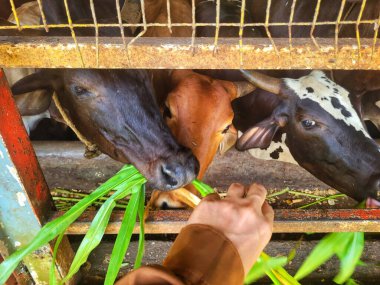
xmin=0 ymin=37 xmax=378 ymax=69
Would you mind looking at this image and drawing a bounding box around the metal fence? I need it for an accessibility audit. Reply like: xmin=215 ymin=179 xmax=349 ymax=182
xmin=0 ymin=0 xmax=379 ymax=67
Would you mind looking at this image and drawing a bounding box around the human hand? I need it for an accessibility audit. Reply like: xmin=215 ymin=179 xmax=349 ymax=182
xmin=188 ymin=183 xmax=274 ymax=275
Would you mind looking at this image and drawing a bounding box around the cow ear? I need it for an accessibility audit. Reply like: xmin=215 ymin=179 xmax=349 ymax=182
xmin=12 ymin=71 xmax=54 ymax=95
xmin=236 ymin=116 xmax=280 ymax=151
xmin=12 ymin=71 xmax=55 ymax=116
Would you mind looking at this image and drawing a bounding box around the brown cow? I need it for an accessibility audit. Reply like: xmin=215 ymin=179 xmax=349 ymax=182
xmin=144 ymin=0 xmax=192 ymax=37
xmin=148 ymin=70 xmax=254 ymax=209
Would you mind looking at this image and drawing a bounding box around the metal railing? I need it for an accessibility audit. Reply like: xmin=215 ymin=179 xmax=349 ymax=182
xmin=0 ymin=0 xmax=378 ymax=69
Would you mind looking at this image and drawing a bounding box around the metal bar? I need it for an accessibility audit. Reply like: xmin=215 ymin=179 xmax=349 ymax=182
xmin=238 ymin=0 xmax=247 ymax=66
xmin=0 ymin=37 xmax=378 ymax=69
xmin=63 ymin=0 xmax=85 ymax=67
xmin=355 ymin=0 xmax=367 ymax=59
xmin=191 ymin=0 xmax=196 ymax=54
xmin=0 ymin=70 xmax=77 ymax=284
xmin=265 ymin=0 xmax=279 ymax=55
xmin=53 ymin=209 xmax=380 ymax=234
xmin=335 ymin=0 xmax=346 ymax=56
xmin=89 ymin=0 xmax=99 ymax=67
xmin=288 ymin=0 xmax=297 ymax=53
xmin=1 ymin=20 xmax=379 ymax=30
xmin=213 ymin=0 xmax=220 ymax=55
xmin=310 ymin=0 xmax=322 ymax=49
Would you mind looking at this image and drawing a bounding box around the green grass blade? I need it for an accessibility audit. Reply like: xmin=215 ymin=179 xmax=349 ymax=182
xmin=272 ymin=266 xmax=301 ymax=285
xmin=61 ymin=179 xmax=144 ymax=283
xmin=294 ymin=232 xmax=352 ymax=280
xmin=298 ymin=194 xmax=346 ymax=209
xmin=0 ymin=165 xmax=143 ymax=284
xmin=49 ymin=231 xmax=65 ymax=285
xmin=60 ymin=183 xmax=140 ymax=284
xmin=244 ymin=255 xmax=288 ymax=284
xmin=192 ymin=179 xmax=215 ymax=197
xmin=345 ymin=278 xmax=360 ymax=285
xmin=104 ymin=188 xmax=141 ymax=285
xmin=334 ymin=232 xmax=365 ymax=284
xmin=134 ymin=184 xmax=146 ymax=269
xmin=260 ymin=252 xmax=300 ymax=285
xmin=265 ymin=268 xmax=283 ymax=285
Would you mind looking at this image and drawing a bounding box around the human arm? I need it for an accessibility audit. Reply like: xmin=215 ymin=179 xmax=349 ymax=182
xmin=116 ymin=183 xmax=274 ymax=285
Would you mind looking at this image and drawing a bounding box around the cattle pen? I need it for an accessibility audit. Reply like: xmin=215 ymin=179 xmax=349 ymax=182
xmin=0 ymin=0 xmax=379 ymax=284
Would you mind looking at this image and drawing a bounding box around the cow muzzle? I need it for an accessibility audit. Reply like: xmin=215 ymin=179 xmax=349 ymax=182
xmin=152 ymin=148 xmax=200 ymax=190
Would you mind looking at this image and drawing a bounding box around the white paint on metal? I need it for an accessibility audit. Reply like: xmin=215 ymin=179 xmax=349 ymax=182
xmin=6 ymin=165 xmax=22 ymax=185
xmin=16 ymin=192 xmax=27 ymax=207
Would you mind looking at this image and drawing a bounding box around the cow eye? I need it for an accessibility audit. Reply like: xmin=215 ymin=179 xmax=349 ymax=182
xmin=222 ymin=124 xmax=231 ymax=134
xmin=72 ymin=85 xmax=89 ymax=97
xmin=301 ymin=119 xmax=316 ymax=129
xmin=163 ymin=104 xmax=172 ymax=119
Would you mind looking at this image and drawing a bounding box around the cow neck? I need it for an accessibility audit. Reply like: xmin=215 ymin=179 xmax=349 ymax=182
xmin=52 ymin=93 xmax=101 ymax=159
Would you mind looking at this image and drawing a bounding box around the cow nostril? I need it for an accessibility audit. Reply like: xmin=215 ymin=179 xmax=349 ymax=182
xmin=189 ymin=154 xmax=200 ymax=176
xmin=161 ymin=164 xmax=179 ymax=187
xmin=376 ymin=179 xmax=380 ymax=191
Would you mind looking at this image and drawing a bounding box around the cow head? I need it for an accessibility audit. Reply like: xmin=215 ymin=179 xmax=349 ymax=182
xmin=164 ymin=70 xmax=254 ymax=178
xmin=236 ymin=70 xmax=380 ymax=203
xmin=11 ymin=69 xmax=199 ymax=190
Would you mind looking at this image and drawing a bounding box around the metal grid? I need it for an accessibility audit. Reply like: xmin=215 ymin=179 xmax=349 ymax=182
xmin=0 ymin=0 xmax=379 ymax=69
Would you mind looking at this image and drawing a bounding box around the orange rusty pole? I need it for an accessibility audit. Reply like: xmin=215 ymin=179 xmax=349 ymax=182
xmin=0 ymin=69 xmax=77 ymax=284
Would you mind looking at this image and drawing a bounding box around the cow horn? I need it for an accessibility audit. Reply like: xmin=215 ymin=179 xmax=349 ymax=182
xmin=240 ymin=69 xmax=282 ymax=96
xmin=234 ymin=81 xmax=256 ymax=98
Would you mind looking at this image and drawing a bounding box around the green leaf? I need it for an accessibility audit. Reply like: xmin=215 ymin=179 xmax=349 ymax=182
xmin=334 ymin=232 xmax=365 ymax=284
xmin=192 ymin=179 xmax=215 ymax=197
xmin=345 ymin=278 xmax=360 ymax=285
xmin=260 ymin=252 xmax=300 ymax=285
xmin=273 ymin=266 xmax=301 ymax=285
xmin=134 ymin=185 xmax=146 ymax=269
xmin=244 ymin=255 xmax=288 ymax=284
xmin=265 ymin=268 xmax=283 ymax=285
xmin=0 ymin=165 xmax=145 ymax=284
xmin=60 ymin=182 xmax=141 ymax=284
xmin=104 ymin=188 xmax=141 ymax=285
xmin=294 ymin=232 xmax=352 ymax=280
xmin=49 ymin=231 xmax=65 ymax=285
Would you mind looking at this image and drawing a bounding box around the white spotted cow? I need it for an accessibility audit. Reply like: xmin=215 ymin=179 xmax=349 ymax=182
xmin=234 ymin=70 xmax=380 ymax=206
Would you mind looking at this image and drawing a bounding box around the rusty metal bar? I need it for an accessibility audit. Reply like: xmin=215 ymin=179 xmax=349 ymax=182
xmin=2 ymin=20 xmax=380 ymax=31
xmin=54 ymin=209 xmax=380 ymax=234
xmin=0 ymin=37 xmax=378 ymax=69
xmin=0 ymin=69 xmax=77 ymax=284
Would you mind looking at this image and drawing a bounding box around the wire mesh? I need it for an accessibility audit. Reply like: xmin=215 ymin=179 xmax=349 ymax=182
xmin=0 ymin=0 xmax=378 ymax=69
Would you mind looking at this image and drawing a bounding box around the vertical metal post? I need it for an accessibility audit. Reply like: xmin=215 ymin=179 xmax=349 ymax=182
xmin=0 ymin=69 xmax=77 ymax=284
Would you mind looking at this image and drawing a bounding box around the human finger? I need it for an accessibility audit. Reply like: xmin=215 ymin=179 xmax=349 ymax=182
xmin=225 ymin=183 xmax=245 ymax=199
xmin=245 ymin=183 xmax=267 ymax=205
xmin=262 ymin=201 xmax=274 ymax=221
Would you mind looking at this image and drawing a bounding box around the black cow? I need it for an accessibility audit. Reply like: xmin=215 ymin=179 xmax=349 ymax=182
xmin=9 ymin=0 xmax=199 ymax=190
